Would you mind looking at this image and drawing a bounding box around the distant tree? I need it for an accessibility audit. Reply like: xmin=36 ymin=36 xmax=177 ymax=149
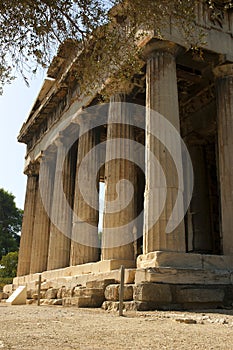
xmin=1 ymin=0 xmax=230 ymax=94
xmin=0 ymin=251 xmax=18 ymax=278
xmin=0 ymin=188 xmax=22 ymax=259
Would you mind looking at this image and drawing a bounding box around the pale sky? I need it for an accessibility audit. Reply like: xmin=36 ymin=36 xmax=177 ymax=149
xmin=0 ymin=73 xmax=45 ymax=209
xmin=0 ymin=73 xmax=105 ymax=230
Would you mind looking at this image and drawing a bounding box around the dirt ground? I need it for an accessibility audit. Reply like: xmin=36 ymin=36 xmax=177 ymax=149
xmin=0 ymin=304 xmax=233 ymax=349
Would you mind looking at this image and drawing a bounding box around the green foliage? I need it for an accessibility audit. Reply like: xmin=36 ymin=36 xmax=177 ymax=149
xmin=0 ymin=0 xmax=111 ymax=93
xmin=0 ymin=188 xmax=22 ymax=259
xmin=0 ymin=251 xmax=18 ymax=278
xmin=0 ymin=277 xmax=13 ymax=292
xmin=0 ymin=0 xmax=232 ymax=94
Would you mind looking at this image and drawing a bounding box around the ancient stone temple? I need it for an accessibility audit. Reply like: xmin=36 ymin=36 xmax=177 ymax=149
xmin=10 ymin=1 xmax=233 ymax=309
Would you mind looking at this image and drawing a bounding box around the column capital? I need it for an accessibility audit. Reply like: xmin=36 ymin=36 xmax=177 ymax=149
xmin=42 ymin=143 xmax=57 ymax=159
xmin=50 ymin=132 xmax=73 ymax=149
xmin=71 ymin=107 xmax=84 ymax=124
xmin=143 ymin=40 xmax=184 ymax=61
xmin=51 ymin=132 xmax=65 ymax=147
xmin=72 ymin=111 xmax=96 ymax=135
xmin=73 ymin=111 xmax=91 ymax=126
xmin=35 ymin=147 xmax=57 ymax=169
xmin=24 ymin=160 xmax=40 ymax=176
xmin=213 ymin=64 xmax=233 ymax=79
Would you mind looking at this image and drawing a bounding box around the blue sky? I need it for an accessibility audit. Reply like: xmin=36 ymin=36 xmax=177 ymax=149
xmin=0 ymin=73 xmax=45 ymax=209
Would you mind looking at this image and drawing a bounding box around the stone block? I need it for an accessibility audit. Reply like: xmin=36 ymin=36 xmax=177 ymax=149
xmin=32 ymin=290 xmax=46 ymax=300
xmin=86 ymin=279 xmax=116 ymax=289
xmin=6 ymin=286 xmax=27 ymax=305
xmin=13 ymin=273 xmax=43 ymax=287
xmin=202 ymin=255 xmax=233 ymax=271
xmin=73 ymin=287 xmax=104 ymax=298
xmin=104 ymin=284 xmax=133 ymax=301
xmin=175 ymin=287 xmax=225 ymax=304
xmin=33 ymin=289 xmax=48 ymax=299
xmin=134 ymin=283 xmax=172 ymax=303
xmin=57 ymin=286 xmax=66 ymax=299
xmin=137 ymin=252 xmax=233 ymax=272
xmin=135 ymin=267 xmax=231 ymax=285
xmin=101 ymin=301 xmax=123 ymax=311
xmin=40 ymin=281 xmax=54 ymax=290
xmin=32 ymin=293 xmax=39 ymax=300
xmin=39 ymin=260 xmax=135 ymax=280
xmin=57 ymin=286 xmax=74 ymax=299
xmin=11 ymin=268 xmax=135 ymax=294
xmin=53 ymin=299 xmax=63 ymax=305
xmin=102 ymin=301 xmax=151 ymax=312
xmin=102 ymin=301 xmax=118 ymax=311
xmin=137 ymin=252 xmax=202 ymax=269
xmin=124 ymin=269 xmax=136 ymax=284
xmin=62 ymin=295 xmax=104 ymax=308
xmin=45 ymin=288 xmax=58 ymax=299
xmin=71 ymin=260 xmax=135 ymax=275
xmin=49 ymin=277 xmax=74 ymax=289
xmin=42 ymin=268 xmax=71 ymax=280
xmin=132 ymin=301 xmax=158 ymax=311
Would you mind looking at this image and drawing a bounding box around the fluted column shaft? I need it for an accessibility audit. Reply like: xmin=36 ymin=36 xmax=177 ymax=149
xmin=70 ymin=119 xmax=99 ymax=265
xmin=47 ymin=137 xmax=77 ymax=270
xmin=30 ymin=152 xmax=55 ymax=273
xmin=17 ymin=163 xmax=39 ymax=276
xmin=102 ymin=94 xmax=137 ymax=260
xmin=143 ymin=47 xmax=186 ymax=253
xmin=214 ymin=64 xmax=233 ymax=255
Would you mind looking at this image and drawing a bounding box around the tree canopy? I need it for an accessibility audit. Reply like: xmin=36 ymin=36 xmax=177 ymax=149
xmin=0 ymin=251 xmax=18 ymax=278
xmin=0 ymin=188 xmax=22 ymax=259
xmin=0 ymin=0 xmax=232 ymax=94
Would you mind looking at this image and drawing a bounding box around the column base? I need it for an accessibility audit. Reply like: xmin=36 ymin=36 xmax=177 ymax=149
xmin=137 ymin=251 xmax=233 ymax=270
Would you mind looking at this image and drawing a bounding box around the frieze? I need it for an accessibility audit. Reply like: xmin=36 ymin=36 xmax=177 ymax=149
xmin=26 ymin=87 xmax=71 ymax=154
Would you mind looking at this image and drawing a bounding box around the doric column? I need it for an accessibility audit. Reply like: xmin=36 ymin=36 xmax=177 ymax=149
xmin=30 ymin=149 xmax=56 ymax=273
xmin=143 ymin=43 xmax=186 ymax=254
xmin=47 ymin=135 xmax=77 ymax=270
xmin=102 ymin=94 xmax=137 ymax=261
xmin=70 ymin=116 xmax=99 ymax=265
xmin=17 ymin=162 xmax=39 ymax=276
xmin=214 ymin=64 xmax=233 ymax=255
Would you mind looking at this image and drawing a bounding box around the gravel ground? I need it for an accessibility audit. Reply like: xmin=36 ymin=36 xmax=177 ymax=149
xmin=0 ymin=304 xmax=233 ymax=349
